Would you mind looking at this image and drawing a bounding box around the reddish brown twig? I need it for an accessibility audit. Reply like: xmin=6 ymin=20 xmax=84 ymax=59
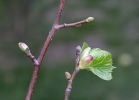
xmin=64 ymin=46 xmax=81 ymax=100
xmin=57 ymin=20 xmax=88 ymax=29
xmin=27 ymin=53 xmax=38 ymax=66
xmin=25 ymin=0 xmax=65 ymax=100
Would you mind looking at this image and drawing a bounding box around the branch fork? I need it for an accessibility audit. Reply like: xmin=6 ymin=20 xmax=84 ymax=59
xmin=18 ymin=0 xmax=94 ymax=100
xmin=27 ymin=54 xmax=39 ymax=66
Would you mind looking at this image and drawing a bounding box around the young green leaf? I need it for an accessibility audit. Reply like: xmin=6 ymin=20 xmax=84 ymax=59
xmin=81 ymin=42 xmax=89 ymax=53
xmin=80 ymin=47 xmax=91 ymax=61
xmin=78 ymin=43 xmax=115 ymax=81
xmin=88 ymin=48 xmax=115 ymax=80
xmin=80 ymin=42 xmax=90 ymax=60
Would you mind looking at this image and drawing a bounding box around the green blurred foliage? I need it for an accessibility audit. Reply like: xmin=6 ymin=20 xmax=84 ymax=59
xmin=0 ymin=0 xmax=139 ymax=100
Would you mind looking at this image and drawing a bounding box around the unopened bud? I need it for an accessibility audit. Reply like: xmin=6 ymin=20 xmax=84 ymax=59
xmin=84 ymin=55 xmax=93 ymax=63
xmin=65 ymin=72 xmax=71 ymax=79
xmin=86 ymin=17 xmax=94 ymax=22
xmin=18 ymin=42 xmax=30 ymax=55
xmin=78 ymin=55 xmax=93 ymax=69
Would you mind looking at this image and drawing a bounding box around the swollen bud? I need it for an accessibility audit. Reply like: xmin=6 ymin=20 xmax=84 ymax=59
xmin=84 ymin=55 xmax=93 ymax=63
xmin=65 ymin=72 xmax=71 ymax=79
xmin=18 ymin=42 xmax=30 ymax=55
xmin=80 ymin=47 xmax=91 ymax=60
xmin=86 ymin=17 xmax=94 ymax=22
xmin=78 ymin=55 xmax=93 ymax=69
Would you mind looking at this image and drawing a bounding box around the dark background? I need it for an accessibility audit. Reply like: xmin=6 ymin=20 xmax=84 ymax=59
xmin=0 ymin=0 xmax=139 ymax=100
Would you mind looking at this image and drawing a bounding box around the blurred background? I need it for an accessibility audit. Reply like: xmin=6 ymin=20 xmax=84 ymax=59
xmin=0 ymin=0 xmax=139 ymax=100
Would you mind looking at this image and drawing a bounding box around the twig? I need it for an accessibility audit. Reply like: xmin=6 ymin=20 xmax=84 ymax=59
xmin=57 ymin=20 xmax=88 ymax=29
xmin=24 ymin=0 xmax=93 ymax=99
xmin=25 ymin=0 xmax=65 ymax=100
xmin=64 ymin=46 xmax=81 ymax=100
xmin=27 ymin=53 xmax=39 ymax=66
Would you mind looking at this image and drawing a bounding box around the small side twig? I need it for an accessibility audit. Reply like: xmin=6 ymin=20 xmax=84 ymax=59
xmin=27 ymin=53 xmax=39 ymax=66
xmin=57 ymin=17 xmax=94 ymax=29
xmin=57 ymin=20 xmax=87 ymax=29
xmin=64 ymin=46 xmax=81 ymax=100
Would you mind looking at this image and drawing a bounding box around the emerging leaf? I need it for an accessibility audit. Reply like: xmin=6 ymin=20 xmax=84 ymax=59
xmin=78 ymin=43 xmax=115 ymax=81
xmin=79 ymin=55 xmax=93 ymax=69
xmin=81 ymin=42 xmax=89 ymax=53
xmin=80 ymin=42 xmax=90 ymax=60
xmin=80 ymin=47 xmax=91 ymax=61
xmin=88 ymin=48 xmax=115 ymax=80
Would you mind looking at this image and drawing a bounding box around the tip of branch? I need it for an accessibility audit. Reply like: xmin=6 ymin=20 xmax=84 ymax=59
xmin=76 ymin=46 xmax=82 ymax=55
xmin=18 ymin=42 xmax=30 ymax=55
xmin=86 ymin=17 xmax=94 ymax=22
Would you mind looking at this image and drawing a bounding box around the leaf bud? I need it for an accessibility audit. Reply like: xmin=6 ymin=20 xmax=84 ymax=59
xmin=78 ymin=55 xmax=93 ymax=69
xmin=65 ymin=72 xmax=71 ymax=79
xmin=86 ymin=17 xmax=94 ymax=22
xmin=84 ymin=55 xmax=93 ymax=63
xmin=18 ymin=42 xmax=30 ymax=55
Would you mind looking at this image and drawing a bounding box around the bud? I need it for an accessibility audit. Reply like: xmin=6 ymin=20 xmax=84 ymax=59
xmin=78 ymin=55 xmax=93 ymax=69
xmin=18 ymin=42 xmax=30 ymax=55
xmin=65 ymin=72 xmax=71 ymax=79
xmin=84 ymin=55 xmax=93 ymax=63
xmin=80 ymin=47 xmax=91 ymax=60
xmin=86 ymin=17 xmax=94 ymax=22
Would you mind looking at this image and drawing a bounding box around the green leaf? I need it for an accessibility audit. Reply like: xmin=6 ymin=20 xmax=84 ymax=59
xmin=80 ymin=47 xmax=91 ymax=60
xmin=78 ymin=43 xmax=115 ymax=81
xmin=88 ymin=48 xmax=115 ymax=80
xmin=80 ymin=42 xmax=90 ymax=60
xmin=81 ymin=42 xmax=89 ymax=54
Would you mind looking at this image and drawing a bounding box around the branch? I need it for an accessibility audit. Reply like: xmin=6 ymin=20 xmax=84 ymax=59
xmin=25 ymin=0 xmax=65 ymax=100
xmin=17 ymin=0 xmax=94 ymax=100
xmin=38 ymin=0 xmax=65 ymax=65
xmin=64 ymin=46 xmax=81 ymax=100
xmin=57 ymin=17 xmax=94 ymax=29
xmin=18 ymin=42 xmax=39 ymax=66
xmin=27 ymin=54 xmax=39 ymax=66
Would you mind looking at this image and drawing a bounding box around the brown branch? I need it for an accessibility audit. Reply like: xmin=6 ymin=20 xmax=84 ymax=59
xmin=25 ymin=0 xmax=65 ymax=100
xmin=56 ymin=17 xmax=94 ymax=29
xmin=27 ymin=53 xmax=39 ymax=66
xmin=38 ymin=0 xmax=65 ymax=65
xmin=57 ymin=20 xmax=88 ymax=29
xmin=24 ymin=0 xmax=93 ymax=99
xmin=64 ymin=46 xmax=81 ymax=100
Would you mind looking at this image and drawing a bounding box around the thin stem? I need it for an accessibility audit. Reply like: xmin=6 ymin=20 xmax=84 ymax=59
xmin=24 ymin=0 xmax=92 ymax=99
xmin=54 ymin=0 xmax=65 ymax=25
xmin=64 ymin=68 xmax=79 ymax=100
xmin=27 ymin=53 xmax=39 ymax=66
xmin=25 ymin=65 xmax=39 ymax=100
xmin=38 ymin=0 xmax=65 ymax=65
xmin=64 ymin=46 xmax=81 ymax=100
xmin=57 ymin=20 xmax=88 ymax=29
xmin=25 ymin=0 xmax=65 ymax=100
